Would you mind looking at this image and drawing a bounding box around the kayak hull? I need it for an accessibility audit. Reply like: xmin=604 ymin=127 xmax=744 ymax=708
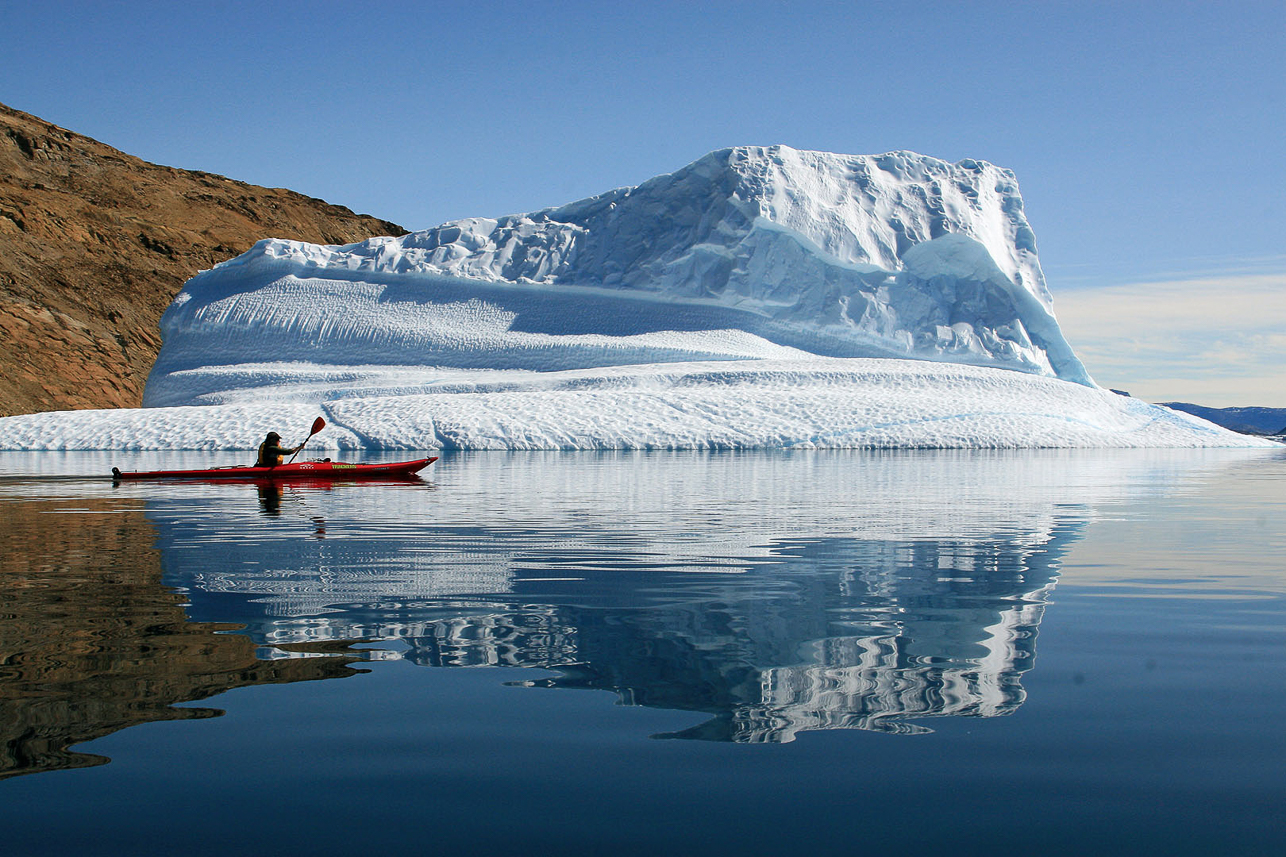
xmin=112 ymin=457 xmax=437 ymax=480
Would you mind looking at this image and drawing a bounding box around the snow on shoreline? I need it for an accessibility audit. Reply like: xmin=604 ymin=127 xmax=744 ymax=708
xmin=0 ymin=359 xmax=1272 ymax=450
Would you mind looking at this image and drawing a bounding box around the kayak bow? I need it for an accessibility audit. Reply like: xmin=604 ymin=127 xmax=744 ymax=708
xmin=111 ymin=457 xmax=437 ymax=481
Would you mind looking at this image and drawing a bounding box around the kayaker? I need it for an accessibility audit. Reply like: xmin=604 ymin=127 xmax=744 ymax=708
xmin=256 ymin=431 xmax=305 ymax=468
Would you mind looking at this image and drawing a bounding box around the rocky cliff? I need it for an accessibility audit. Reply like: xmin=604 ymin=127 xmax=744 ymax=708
xmin=0 ymin=102 xmax=405 ymax=416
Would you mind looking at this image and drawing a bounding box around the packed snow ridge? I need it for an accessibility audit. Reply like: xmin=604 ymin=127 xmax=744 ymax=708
xmin=0 ymin=145 xmax=1273 ymax=450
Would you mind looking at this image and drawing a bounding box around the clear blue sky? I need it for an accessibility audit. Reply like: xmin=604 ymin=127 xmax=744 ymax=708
xmin=3 ymin=0 xmax=1284 ymax=403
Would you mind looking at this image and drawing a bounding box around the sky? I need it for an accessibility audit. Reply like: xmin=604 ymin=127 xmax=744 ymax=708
xmin=1 ymin=0 xmax=1283 ymax=405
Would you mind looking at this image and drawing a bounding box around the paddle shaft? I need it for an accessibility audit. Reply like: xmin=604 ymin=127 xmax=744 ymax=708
xmin=287 ymin=416 xmax=326 ymax=463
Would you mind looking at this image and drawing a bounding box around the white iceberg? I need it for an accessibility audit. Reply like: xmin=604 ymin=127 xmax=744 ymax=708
xmin=0 ymin=145 xmax=1272 ymax=450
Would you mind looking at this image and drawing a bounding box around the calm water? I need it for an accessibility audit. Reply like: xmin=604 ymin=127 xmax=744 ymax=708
xmin=1 ymin=448 xmax=1283 ymax=855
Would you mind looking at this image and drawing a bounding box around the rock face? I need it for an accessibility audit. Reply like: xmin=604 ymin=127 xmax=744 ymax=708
xmin=0 ymin=102 xmax=406 ymax=417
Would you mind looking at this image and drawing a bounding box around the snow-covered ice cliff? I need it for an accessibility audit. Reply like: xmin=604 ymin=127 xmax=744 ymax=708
xmin=0 ymin=146 xmax=1273 ymax=450
xmin=146 ymin=146 xmax=1091 ymax=396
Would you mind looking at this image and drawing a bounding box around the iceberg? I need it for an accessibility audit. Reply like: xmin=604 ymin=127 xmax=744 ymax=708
xmin=0 ymin=146 xmax=1273 ymax=450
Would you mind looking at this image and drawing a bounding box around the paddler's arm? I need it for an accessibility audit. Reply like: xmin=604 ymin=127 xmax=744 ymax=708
xmin=263 ymin=443 xmax=304 ymax=459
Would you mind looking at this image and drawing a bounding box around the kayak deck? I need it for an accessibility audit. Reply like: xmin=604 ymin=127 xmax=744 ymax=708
xmin=111 ymin=457 xmax=437 ymax=480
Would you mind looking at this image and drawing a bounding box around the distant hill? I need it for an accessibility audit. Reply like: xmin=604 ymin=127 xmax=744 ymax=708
xmin=0 ymin=102 xmax=406 ymax=417
xmin=1160 ymin=402 xmax=1286 ymax=436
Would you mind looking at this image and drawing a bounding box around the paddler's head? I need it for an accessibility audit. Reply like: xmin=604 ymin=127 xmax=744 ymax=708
xmin=265 ymin=431 xmax=281 ymax=444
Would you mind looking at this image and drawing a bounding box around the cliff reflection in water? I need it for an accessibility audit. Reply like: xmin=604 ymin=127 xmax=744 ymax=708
xmin=0 ymin=495 xmax=367 ymax=780
xmin=148 ymin=451 xmax=1140 ymax=742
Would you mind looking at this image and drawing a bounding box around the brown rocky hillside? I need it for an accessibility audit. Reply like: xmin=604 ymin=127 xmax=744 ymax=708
xmin=0 ymin=102 xmax=406 ymax=417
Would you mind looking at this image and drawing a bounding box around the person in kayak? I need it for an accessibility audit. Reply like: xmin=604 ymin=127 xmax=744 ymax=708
xmin=256 ymin=431 xmax=305 ymax=467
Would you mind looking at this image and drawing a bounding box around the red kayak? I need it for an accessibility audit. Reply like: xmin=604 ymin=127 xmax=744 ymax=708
xmin=111 ymin=457 xmax=437 ymax=481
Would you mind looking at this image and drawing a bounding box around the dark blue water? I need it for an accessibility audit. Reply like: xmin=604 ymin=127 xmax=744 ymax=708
xmin=1 ymin=449 xmax=1283 ymax=854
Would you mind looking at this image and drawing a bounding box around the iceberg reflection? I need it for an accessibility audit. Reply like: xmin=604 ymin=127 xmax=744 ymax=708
xmin=143 ymin=450 xmax=1177 ymax=741
xmin=392 ymin=530 xmax=1068 ymax=741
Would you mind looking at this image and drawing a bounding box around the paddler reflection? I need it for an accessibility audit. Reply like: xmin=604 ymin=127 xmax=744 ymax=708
xmin=256 ymin=481 xmax=283 ymax=516
xmin=254 ymin=481 xmax=327 ymax=536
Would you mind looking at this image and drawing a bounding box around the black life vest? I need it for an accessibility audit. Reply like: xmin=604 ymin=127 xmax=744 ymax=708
xmin=256 ymin=441 xmax=283 ymax=468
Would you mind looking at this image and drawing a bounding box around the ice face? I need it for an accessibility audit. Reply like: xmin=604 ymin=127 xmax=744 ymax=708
xmin=148 ymin=145 xmax=1090 ymax=393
